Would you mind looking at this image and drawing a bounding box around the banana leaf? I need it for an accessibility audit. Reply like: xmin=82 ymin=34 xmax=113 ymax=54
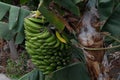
xmin=15 ymin=32 xmax=25 ymax=44
xmin=0 ymin=22 xmax=15 ymax=40
xmin=19 ymin=62 xmax=90 ymax=80
xmin=9 ymin=5 xmax=20 ymax=30
xmin=17 ymin=8 xmax=30 ymax=32
xmin=98 ymin=0 xmax=114 ymax=21
xmin=0 ymin=2 xmax=10 ymax=20
xmin=54 ymin=0 xmax=80 ymax=16
xmin=46 ymin=62 xmax=90 ymax=80
xmin=15 ymin=8 xmax=30 ymax=44
xmin=0 ymin=2 xmax=30 ymax=44
xmin=18 ymin=69 xmax=44 ymax=80
xmin=38 ymin=4 xmax=65 ymax=32
xmin=101 ymin=3 xmax=120 ymax=36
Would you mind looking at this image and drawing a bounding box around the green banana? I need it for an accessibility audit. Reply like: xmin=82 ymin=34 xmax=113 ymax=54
xmin=36 ymin=48 xmax=43 ymax=52
xmin=39 ymin=69 xmax=46 ymax=72
xmin=35 ymin=55 xmax=44 ymax=59
xmin=46 ymin=66 xmax=54 ymax=71
xmin=42 ymin=44 xmax=48 ymax=48
xmin=41 ymin=49 xmax=47 ymax=53
xmin=30 ymin=37 xmax=38 ymax=41
xmin=32 ymin=43 xmax=42 ymax=48
xmin=60 ymin=43 xmax=65 ymax=50
xmin=31 ymin=60 xmax=41 ymax=65
xmin=43 ymin=60 xmax=50 ymax=65
xmin=47 ymin=40 xmax=56 ymax=46
xmin=50 ymin=63 xmax=56 ymax=67
xmin=26 ymin=41 xmax=38 ymax=49
xmin=25 ymin=47 xmax=35 ymax=55
xmin=24 ymin=23 xmax=40 ymax=33
xmin=24 ymin=13 xmax=71 ymax=75
xmin=37 ymin=29 xmax=51 ymax=39
xmin=44 ymin=55 xmax=51 ymax=59
xmin=63 ymin=62 xmax=67 ymax=66
xmin=35 ymin=61 xmax=46 ymax=65
xmin=47 ymin=51 xmax=55 ymax=55
xmin=38 ymin=66 xmax=47 ymax=69
xmin=58 ymin=52 xmax=62 ymax=56
xmin=24 ymin=18 xmax=43 ymax=29
xmin=50 ymin=56 xmax=56 ymax=60
xmin=65 ymin=44 xmax=70 ymax=49
xmin=45 ymin=34 xmax=56 ymax=43
xmin=25 ymin=36 xmax=31 ymax=40
xmin=28 ymin=17 xmax=46 ymax=24
xmin=43 ymin=71 xmax=51 ymax=75
xmin=24 ymin=30 xmax=40 ymax=37
xmin=37 ymin=40 xmax=45 ymax=43
xmin=56 ymin=66 xmax=63 ymax=70
xmin=57 ymin=61 xmax=62 ymax=65
xmin=54 ymin=52 xmax=58 ymax=56
xmin=53 ymin=39 xmax=60 ymax=48
xmin=31 ymin=55 xmax=40 ymax=59
xmin=31 ymin=61 xmax=39 ymax=66
xmin=55 ymin=56 xmax=60 ymax=60
xmin=66 ymin=57 xmax=71 ymax=61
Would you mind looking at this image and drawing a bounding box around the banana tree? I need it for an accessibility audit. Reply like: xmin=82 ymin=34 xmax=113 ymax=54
xmin=36 ymin=0 xmax=120 ymax=80
xmin=0 ymin=0 xmax=120 ymax=80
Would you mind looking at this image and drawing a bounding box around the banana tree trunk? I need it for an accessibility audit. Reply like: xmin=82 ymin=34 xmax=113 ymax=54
xmin=77 ymin=1 xmax=109 ymax=80
xmin=7 ymin=39 xmax=18 ymax=60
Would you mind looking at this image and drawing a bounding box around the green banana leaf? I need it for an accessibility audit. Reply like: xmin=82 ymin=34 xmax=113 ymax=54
xmin=41 ymin=0 xmax=80 ymax=16
xmin=18 ymin=69 xmax=44 ymax=80
xmin=0 ymin=2 xmax=10 ymax=20
xmin=15 ymin=8 xmax=30 ymax=44
xmin=98 ymin=0 xmax=114 ymax=21
xmin=100 ymin=2 xmax=120 ymax=53
xmin=0 ymin=2 xmax=30 ymax=44
xmin=0 ymin=22 xmax=15 ymax=40
xmin=9 ymin=5 xmax=20 ymax=30
xmin=101 ymin=3 xmax=120 ymax=36
xmin=38 ymin=4 xmax=65 ymax=32
xmin=54 ymin=0 xmax=80 ymax=16
xmin=45 ymin=62 xmax=90 ymax=80
xmin=71 ymin=45 xmax=85 ymax=63
xmin=17 ymin=8 xmax=30 ymax=32
xmin=15 ymin=32 xmax=25 ymax=44
xmin=19 ymin=63 xmax=90 ymax=80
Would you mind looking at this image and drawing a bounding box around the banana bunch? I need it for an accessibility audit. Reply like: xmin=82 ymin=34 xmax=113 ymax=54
xmin=24 ymin=13 xmax=71 ymax=75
